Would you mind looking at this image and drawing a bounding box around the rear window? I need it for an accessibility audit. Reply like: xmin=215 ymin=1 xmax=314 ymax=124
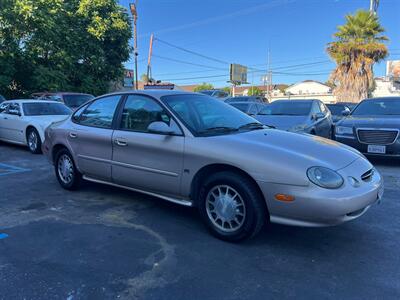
xmin=327 ymin=104 xmax=348 ymax=115
xmin=23 ymin=102 xmax=72 ymax=116
xmin=262 ymin=101 xmax=312 ymax=116
xmin=63 ymin=94 xmax=94 ymax=108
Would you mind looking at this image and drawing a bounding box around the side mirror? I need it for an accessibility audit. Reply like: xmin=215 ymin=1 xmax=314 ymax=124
xmin=314 ymin=112 xmax=325 ymax=120
xmin=147 ymin=121 xmax=176 ymax=135
xmin=342 ymin=110 xmax=350 ymax=116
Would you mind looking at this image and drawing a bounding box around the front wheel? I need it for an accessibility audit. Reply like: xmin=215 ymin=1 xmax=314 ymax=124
xmin=55 ymin=148 xmax=82 ymax=190
xmin=27 ymin=128 xmax=42 ymax=154
xmin=198 ymin=171 xmax=268 ymax=242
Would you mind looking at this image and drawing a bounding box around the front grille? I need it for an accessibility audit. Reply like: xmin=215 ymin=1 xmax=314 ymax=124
xmin=357 ymin=129 xmax=398 ymax=145
xmin=361 ymin=169 xmax=374 ymax=182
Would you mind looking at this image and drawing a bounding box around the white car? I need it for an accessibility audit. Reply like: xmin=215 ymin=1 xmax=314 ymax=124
xmin=0 ymin=100 xmax=71 ymax=153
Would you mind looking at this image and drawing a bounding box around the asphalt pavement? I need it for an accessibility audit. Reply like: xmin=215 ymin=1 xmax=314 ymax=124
xmin=0 ymin=142 xmax=399 ymax=300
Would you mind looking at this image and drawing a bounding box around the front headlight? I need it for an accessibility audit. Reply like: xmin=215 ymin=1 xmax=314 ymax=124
xmin=335 ymin=126 xmax=353 ymax=135
xmin=307 ymin=166 xmax=344 ymax=189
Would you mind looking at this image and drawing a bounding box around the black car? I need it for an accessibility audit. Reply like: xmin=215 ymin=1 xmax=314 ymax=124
xmin=327 ymin=103 xmax=352 ymax=123
xmin=225 ymin=96 xmax=266 ymax=104
xmin=335 ymin=97 xmax=400 ymax=157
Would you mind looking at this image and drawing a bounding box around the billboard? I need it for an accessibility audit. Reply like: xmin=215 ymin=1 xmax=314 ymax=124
xmin=386 ymin=60 xmax=400 ymax=82
xmin=230 ymin=64 xmax=248 ymax=85
xmin=123 ymin=69 xmax=134 ymax=87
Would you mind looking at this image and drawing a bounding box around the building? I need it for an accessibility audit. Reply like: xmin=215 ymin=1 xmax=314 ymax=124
xmin=372 ymin=77 xmax=400 ymax=97
xmin=272 ymin=80 xmax=336 ymax=103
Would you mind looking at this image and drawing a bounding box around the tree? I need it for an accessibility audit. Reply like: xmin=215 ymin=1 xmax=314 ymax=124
xmin=247 ymin=86 xmax=263 ymax=96
xmin=327 ymin=10 xmax=388 ymax=102
xmin=141 ymin=74 xmax=150 ymax=83
xmin=193 ymin=83 xmax=214 ymax=92
xmin=0 ymin=0 xmax=131 ymax=98
xmin=221 ymin=86 xmax=231 ymax=95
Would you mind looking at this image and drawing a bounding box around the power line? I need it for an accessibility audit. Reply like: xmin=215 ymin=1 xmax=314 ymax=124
xmin=152 ymin=54 xmax=226 ymax=70
xmin=154 ymin=38 xmax=230 ymax=66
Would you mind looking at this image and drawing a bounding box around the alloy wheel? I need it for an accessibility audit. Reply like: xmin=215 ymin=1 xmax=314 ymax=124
xmin=206 ymin=185 xmax=246 ymax=233
xmin=57 ymin=154 xmax=74 ymax=184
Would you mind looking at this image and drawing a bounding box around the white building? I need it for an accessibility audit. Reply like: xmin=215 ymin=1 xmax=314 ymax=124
xmin=271 ymin=80 xmax=336 ymax=103
xmin=372 ymin=77 xmax=400 ymax=97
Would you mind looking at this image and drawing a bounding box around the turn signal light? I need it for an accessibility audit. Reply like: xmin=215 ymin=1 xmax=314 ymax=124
xmin=275 ymin=194 xmax=295 ymax=202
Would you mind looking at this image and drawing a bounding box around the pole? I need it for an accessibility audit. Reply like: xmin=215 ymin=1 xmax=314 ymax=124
xmin=147 ymin=34 xmax=154 ymax=82
xmin=130 ymin=1 xmax=139 ymax=90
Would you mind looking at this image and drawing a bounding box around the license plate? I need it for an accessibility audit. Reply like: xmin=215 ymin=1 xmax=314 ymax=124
xmin=367 ymin=145 xmax=386 ymax=154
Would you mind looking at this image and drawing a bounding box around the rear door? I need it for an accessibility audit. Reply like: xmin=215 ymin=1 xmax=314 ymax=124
xmin=111 ymin=94 xmax=184 ymax=198
xmin=0 ymin=103 xmax=10 ymax=140
xmin=69 ymin=95 xmax=122 ymax=181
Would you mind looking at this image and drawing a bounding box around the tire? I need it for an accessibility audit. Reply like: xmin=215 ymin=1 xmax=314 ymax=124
xmin=26 ymin=128 xmax=42 ymax=154
xmin=54 ymin=148 xmax=82 ymax=190
xmin=197 ymin=171 xmax=268 ymax=242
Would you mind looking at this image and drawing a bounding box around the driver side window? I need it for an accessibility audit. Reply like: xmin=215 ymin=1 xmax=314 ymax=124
xmin=119 ymin=95 xmax=177 ymax=133
xmin=7 ymin=103 xmax=21 ymax=115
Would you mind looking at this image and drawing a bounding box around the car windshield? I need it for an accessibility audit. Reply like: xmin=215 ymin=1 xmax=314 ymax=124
xmin=162 ymin=94 xmax=262 ymax=136
xmin=351 ymin=98 xmax=400 ymax=116
xmin=230 ymin=103 xmax=249 ymax=112
xmin=23 ymin=102 xmax=72 ymax=116
xmin=226 ymin=97 xmax=251 ymax=102
xmin=63 ymin=94 xmax=94 ymax=108
xmin=327 ymin=104 xmax=348 ymax=115
xmin=260 ymin=101 xmax=311 ymax=116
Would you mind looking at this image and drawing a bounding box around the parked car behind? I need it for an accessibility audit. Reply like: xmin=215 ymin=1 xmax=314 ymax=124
xmin=198 ymin=89 xmax=229 ymax=99
xmin=0 ymin=95 xmax=6 ymax=103
xmin=32 ymin=92 xmax=94 ymax=110
xmin=0 ymin=100 xmax=71 ymax=153
xmin=43 ymin=91 xmax=382 ymax=242
xmin=229 ymin=101 xmax=266 ymax=116
xmin=335 ymin=97 xmax=400 ymax=157
xmin=327 ymin=103 xmax=352 ymax=123
xmin=225 ymin=96 xmax=266 ymax=104
xmin=255 ymin=99 xmax=333 ymax=138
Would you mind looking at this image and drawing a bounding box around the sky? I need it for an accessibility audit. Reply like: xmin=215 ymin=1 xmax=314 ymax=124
xmin=119 ymin=0 xmax=400 ymax=88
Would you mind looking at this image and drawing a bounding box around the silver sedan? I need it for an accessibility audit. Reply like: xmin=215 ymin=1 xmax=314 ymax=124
xmin=42 ymin=91 xmax=383 ymax=242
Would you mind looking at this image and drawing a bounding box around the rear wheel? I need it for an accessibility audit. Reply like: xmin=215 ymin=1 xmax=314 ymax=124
xmin=27 ymin=128 xmax=41 ymax=154
xmin=54 ymin=148 xmax=82 ymax=190
xmin=197 ymin=171 xmax=268 ymax=242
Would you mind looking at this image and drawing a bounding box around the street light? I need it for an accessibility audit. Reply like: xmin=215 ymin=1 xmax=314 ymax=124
xmin=129 ymin=2 xmax=139 ymax=90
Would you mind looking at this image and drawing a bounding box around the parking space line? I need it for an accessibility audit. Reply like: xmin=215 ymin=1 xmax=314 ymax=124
xmin=0 ymin=163 xmax=31 ymax=176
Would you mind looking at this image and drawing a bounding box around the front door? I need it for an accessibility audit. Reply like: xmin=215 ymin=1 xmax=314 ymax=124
xmin=112 ymin=94 xmax=184 ymax=198
xmin=69 ymin=95 xmax=121 ymax=181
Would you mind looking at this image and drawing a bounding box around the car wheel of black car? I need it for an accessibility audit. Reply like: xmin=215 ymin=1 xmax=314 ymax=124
xmin=27 ymin=128 xmax=42 ymax=154
xmin=198 ymin=171 xmax=267 ymax=242
xmin=55 ymin=148 xmax=82 ymax=190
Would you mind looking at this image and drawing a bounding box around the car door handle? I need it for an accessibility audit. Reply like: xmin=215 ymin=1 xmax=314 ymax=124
xmin=69 ymin=132 xmax=77 ymax=138
xmin=115 ymin=139 xmax=128 ymax=146
xmin=3 ymin=117 xmax=8 ymax=120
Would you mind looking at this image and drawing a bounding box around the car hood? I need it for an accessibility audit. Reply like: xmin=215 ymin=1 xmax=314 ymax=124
xmin=338 ymin=115 xmax=400 ymax=128
xmin=255 ymin=115 xmax=309 ymax=130
xmin=190 ymin=129 xmax=364 ymax=186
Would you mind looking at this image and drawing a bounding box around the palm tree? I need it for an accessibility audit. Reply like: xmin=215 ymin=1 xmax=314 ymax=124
xmin=327 ymin=10 xmax=388 ymax=102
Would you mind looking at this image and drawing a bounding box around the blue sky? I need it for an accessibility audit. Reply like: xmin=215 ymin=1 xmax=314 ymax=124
xmin=119 ymin=0 xmax=400 ymax=87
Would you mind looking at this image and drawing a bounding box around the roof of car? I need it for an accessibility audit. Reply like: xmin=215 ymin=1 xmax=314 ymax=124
xmin=230 ymin=101 xmax=261 ymax=105
xmin=272 ymin=99 xmax=318 ymax=103
xmin=32 ymin=92 xmax=93 ymax=96
xmin=2 ymin=99 xmax=61 ymax=104
xmin=106 ymin=89 xmax=201 ymax=98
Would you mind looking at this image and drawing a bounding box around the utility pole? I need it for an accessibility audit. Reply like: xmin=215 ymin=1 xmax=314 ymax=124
xmin=147 ymin=33 xmax=154 ymax=83
xmin=370 ymin=0 xmax=379 ymax=15
xmin=266 ymin=49 xmax=272 ymax=101
xmin=129 ymin=1 xmax=139 ymax=90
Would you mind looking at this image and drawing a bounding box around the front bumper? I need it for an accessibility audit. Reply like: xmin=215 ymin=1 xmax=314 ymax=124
xmin=335 ymin=135 xmax=400 ymax=157
xmin=257 ymin=158 xmax=383 ymax=227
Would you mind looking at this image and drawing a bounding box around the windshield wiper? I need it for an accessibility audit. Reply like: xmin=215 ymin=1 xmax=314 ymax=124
xmin=238 ymin=122 xmax=266 ymax=131
xmin=198 ymin=126 xmax=238 ymax=134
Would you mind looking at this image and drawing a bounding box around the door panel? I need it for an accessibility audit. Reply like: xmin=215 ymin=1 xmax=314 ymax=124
xmin=69 ymin=95 xmax=121 ymax=181
xmin=111 ymin=94 xmax=184 ymax=197
xmin=112 ymin=131 xmax=184 ymax=197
